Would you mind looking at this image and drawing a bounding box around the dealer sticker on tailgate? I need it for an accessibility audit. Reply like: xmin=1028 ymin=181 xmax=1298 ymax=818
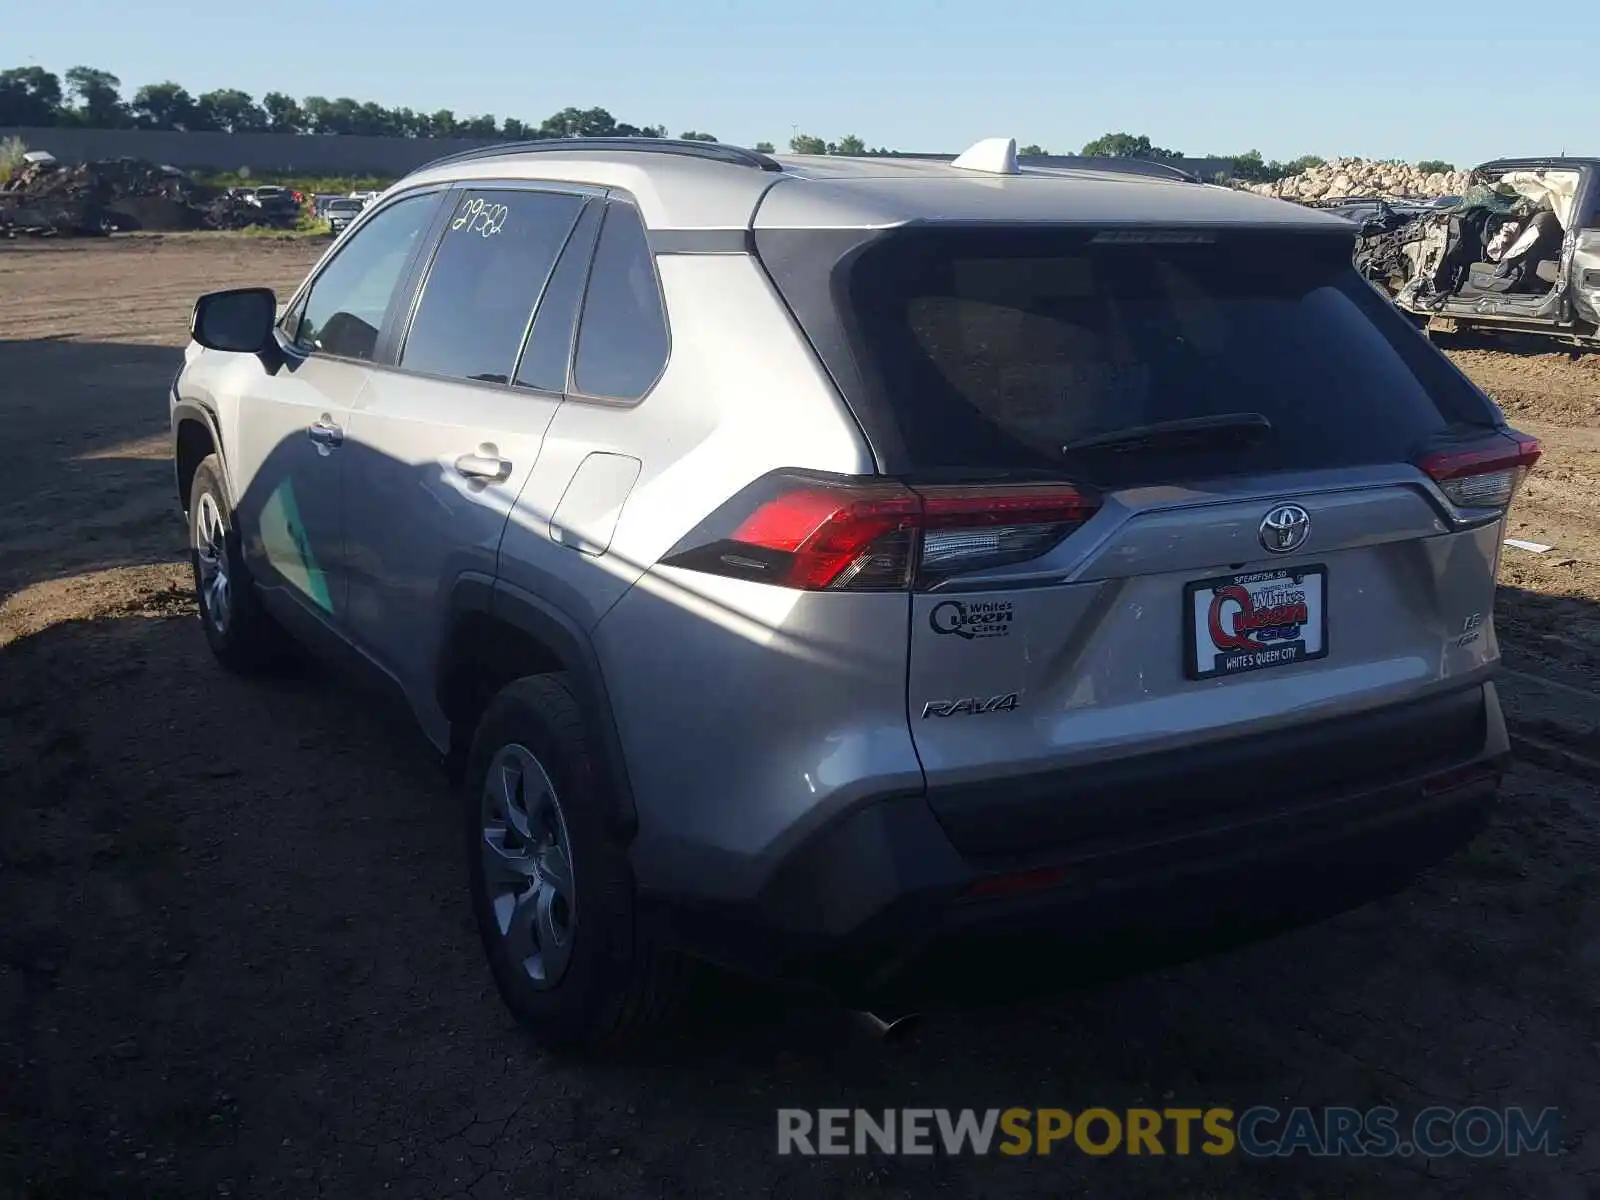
xmin=1184 ymin=566 xmax=1327 ymax=681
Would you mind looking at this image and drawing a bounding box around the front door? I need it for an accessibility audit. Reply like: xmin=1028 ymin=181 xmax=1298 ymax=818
xmin=233 ymin=189 xmax=443 ymax=631
xmin=343 ymin=186 xmax=602 ymax=739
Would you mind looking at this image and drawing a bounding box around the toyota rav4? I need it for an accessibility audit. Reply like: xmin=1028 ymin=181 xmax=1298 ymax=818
xmin=170 ymin=136 xmax=1535 ymax=1049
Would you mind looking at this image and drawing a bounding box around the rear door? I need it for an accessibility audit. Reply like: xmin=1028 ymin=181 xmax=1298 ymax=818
xmin=773 ymin=225 xmax=1524 ymax=859
xmin=1569 ymin=169 xmax=1600 ymax=326
xmin=342 ymin=184 xmax=601 ymax=732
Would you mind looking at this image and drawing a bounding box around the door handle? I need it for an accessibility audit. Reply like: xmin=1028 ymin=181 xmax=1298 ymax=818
xmin=307 ymin=418 xmax=344 ymax=453
xmin=454 ymin=447 xmax=513 ymax=483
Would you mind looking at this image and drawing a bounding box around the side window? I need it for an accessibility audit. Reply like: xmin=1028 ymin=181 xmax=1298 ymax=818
xmin=400 ymin=189 xmax=585 ymax=384
xmin=294 ymin=193 xmax=437 ymax=361
xmin=572 ymin=202 xmax=669 ymax=400
xmin=514 ymin=201 xmax=602 ymax=393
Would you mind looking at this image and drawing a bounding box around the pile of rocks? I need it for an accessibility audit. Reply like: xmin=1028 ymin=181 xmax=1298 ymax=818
xmin=1244 ymin=157 xmax=1475 ymax=203
xmin=0 ymin=157 xmax=295 ymax=236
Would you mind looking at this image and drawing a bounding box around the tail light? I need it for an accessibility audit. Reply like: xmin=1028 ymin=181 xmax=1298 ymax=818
xmin=660 ymin=472 xmax=1098 ymax=592
xmin=1416 ymin=430 xmax=1541 ymax=512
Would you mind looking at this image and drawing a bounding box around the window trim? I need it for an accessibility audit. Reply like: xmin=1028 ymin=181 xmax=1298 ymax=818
xmin=510 ymin=197 xmax=604 ymax=397
xmin=273 ymin=184 xmax=451 ymax=368
xmin=565 ymin=196 xmax=674 ymax=409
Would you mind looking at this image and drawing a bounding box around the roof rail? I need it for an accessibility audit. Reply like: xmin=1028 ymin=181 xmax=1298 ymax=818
xmin=414 ymin=137 xmax=784 ymax=176
xmin=886 ymin=150 xmax=1203 ymax=184
xmin=1025 ymin=155 xmax=1203 ymax=184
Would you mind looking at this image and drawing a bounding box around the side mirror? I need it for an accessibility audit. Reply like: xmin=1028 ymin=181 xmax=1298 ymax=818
xmin=191 ymin=287 xmax=278 ymax=355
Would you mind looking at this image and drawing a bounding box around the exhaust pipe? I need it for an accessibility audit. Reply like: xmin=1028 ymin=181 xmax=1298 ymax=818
xmin=852 ymin=1010 xmax=922 ymax=1041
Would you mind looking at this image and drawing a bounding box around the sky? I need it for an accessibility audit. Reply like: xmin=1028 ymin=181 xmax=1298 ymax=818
xmin=12 ymin=2 xmax=1600 ymax=167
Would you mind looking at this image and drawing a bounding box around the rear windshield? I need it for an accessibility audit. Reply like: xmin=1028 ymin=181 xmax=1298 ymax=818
xmin=762 ymin=226 xmax=1496 ymax=482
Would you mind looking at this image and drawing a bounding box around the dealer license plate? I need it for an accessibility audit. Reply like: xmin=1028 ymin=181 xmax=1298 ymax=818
xmin=1184 ymin=566 xmax=1328 ymax=681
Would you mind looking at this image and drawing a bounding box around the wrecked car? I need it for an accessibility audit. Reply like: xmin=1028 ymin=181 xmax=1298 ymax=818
xmin=1357 ymin=156 xmax=1600 ymax=346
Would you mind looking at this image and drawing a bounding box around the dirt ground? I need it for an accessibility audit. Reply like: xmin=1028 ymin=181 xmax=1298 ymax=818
xmin=2 ymin=236 xmax=1599 ymax=1199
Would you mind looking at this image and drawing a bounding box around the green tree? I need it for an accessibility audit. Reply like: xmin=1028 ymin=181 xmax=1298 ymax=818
xmin=195 ymin=89 xmax=268 ymax=133
xmin=1226 ymin=149 xmax=1269 ymax=182
xmin=538 ymin=106 xmax=617 ymax=138
xmin=64 ymin=66 xmax=126 ymax=127
xmin=834 ymin=133 xmax=866 ymax=155
xmin=427 ymin=109 xmax=458 ymax=137
xmin=790 ymin=132 xmax=827 ymax=154
xmin=1219 ymin=150 xmax=1325 ymax=184
xmin=1081 ymin=131 xmax=1182 ymax=160
xmin=0 ymin=67 xmax=64 ymax=126
xmin=753 ymin=140 xmax=775 ymax=153
xmin=261 ymin=91 xmax=304 ymax=133
xmin=1417 ymin=159 xmax=1455 ymax=174
xmin=679 ymin=130 xmax=717 ymax=142
xmin=1018 ymin=143 xmax=1046 ymax=157
xmin=130 ymin=81 xmax=197 ymax=130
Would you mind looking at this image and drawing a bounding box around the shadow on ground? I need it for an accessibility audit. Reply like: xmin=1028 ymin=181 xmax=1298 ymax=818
xmin=2 ymin=587 xmax=1596 ymax=1198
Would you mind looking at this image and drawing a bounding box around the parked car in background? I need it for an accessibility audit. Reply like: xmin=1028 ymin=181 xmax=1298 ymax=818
xmin=236 ymin=185 xmax=302 ymax=225
xmin=323 ymin=197 xmax=364 ymax=236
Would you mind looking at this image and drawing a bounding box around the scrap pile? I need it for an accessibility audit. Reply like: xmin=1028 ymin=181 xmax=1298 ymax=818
xmin=1 ymin=157 xmax=296 ymax=236
xmin=1244 ymin=157 xmax=1474 ymax=203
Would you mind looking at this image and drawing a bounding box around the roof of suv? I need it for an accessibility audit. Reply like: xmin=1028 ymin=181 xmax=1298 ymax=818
xmin=398 ymin=138 xmax=1354 ymax=235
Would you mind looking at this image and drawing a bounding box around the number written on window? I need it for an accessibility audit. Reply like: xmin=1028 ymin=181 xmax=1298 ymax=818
xmin=450 ymin=197 xmax=509 ymax=239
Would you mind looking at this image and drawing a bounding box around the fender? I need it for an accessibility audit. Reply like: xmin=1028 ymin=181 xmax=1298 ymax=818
xmin=443 ymin=575 xmax=639 ymax=841
xmin=171 ymin=396 xmax=234 ymax=509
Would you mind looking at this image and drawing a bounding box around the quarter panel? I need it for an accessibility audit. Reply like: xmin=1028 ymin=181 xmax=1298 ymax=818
xmin=497 ymin=253 xmax=871 ymax=633
xmin=594 ymin=568 xmax=923 ymax=901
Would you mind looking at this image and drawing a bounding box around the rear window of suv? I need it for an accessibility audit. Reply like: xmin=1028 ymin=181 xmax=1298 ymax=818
xmin=763 ymin=226 xmax=1496 ymax=482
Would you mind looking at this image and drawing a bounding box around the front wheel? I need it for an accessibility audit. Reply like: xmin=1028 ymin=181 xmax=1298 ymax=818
xmin=465 ymin=675 xmax=688 ymax=1052
xmin=188 ymin=454 xmax=286 ymax=674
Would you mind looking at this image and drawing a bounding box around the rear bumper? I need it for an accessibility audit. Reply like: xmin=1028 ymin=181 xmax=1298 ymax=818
xmin=640 ymin=681 xmax=1509 ymax=1001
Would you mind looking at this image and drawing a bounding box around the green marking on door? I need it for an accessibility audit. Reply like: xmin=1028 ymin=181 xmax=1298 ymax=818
xmin=260 ymin=479 xmax=334 ymax=614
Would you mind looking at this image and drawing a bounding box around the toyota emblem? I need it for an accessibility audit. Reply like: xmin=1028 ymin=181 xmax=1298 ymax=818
xmin=1259 ymin=504 xmax=1310 ymax=554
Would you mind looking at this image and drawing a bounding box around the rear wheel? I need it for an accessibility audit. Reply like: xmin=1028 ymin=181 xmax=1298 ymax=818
xmin=465 ymin=674 xmax=687 ymax=1051
xmin=188 ymin=454 xmax=286 ymax=674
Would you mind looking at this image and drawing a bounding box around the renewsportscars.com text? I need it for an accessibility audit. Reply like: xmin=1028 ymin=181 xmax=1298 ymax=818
xmin=777 ymin=1106 xmax=1561 ymax=1158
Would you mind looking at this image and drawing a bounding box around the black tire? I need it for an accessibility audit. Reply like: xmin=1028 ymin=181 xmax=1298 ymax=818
xmin=465 ymin=674 xmax=687 ymax=1052
xmin=187 ymin=454 xmax=287 ymax=674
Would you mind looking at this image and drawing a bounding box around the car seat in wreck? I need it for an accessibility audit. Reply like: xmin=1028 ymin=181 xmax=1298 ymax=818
xmin=1472 ymin=208 xmax=1564 ymax=294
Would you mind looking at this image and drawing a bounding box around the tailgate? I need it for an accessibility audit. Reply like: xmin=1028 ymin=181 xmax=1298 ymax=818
xmin=757 ymin=221 xmax=1522 ymax=859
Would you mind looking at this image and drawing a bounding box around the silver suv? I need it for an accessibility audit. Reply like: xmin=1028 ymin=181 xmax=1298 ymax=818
xmin=170 ymin=137 xmax=1536 ymax=1049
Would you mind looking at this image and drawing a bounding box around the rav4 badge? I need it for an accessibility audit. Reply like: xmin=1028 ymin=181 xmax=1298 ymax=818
xmin=921 ymin=693 xmax=1020 ymax=719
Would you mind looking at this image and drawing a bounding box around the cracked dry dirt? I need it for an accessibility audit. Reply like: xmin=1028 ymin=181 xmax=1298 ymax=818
xmin=2 ymin=236 xmax=1599 ymax=1199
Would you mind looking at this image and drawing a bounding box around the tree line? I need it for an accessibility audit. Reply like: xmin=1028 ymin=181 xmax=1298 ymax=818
xmin=6 ymin=65 xmax=1412 ymax=180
